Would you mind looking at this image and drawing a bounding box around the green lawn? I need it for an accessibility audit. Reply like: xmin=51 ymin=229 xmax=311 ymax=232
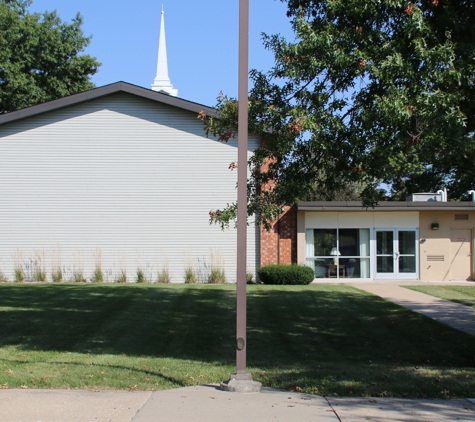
xmin=0 ymin=283 xmax=474 ymax=398
xmin=404 ymin=285 xmax=475 ymax=309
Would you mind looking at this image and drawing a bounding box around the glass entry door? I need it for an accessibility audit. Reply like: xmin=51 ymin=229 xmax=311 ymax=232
xmin=376 ymin=229 xmax=418 ymax=279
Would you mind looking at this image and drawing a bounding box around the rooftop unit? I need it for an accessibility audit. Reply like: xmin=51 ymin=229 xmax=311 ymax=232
xmin=406 ymin=193 xmax=443 ymax=202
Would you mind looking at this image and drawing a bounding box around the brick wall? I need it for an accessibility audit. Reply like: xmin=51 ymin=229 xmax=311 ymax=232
xmin=258 ymin=137 xmax=297 ymax=267
xmin=260 ymin=205 xmax=297 ymax=266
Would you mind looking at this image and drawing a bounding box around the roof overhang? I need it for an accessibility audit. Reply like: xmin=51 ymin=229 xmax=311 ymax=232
xmin=0 ymin=81 xmax=218 ymax=126
xmin=297 ymin=201 xmax=475 ymax=212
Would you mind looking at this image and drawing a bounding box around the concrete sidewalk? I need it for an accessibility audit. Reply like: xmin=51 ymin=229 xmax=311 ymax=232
xmin=0 ymin=386 xmax=474 ymax=422
xmin=353 ymin=282 xmax=475 ymax=336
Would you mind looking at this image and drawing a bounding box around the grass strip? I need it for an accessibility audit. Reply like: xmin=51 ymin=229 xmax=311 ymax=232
xmin=404 ymin=286 xmax=475 ymax=309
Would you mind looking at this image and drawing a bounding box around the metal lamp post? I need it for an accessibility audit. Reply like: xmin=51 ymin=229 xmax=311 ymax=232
xmin=220 ymin=0 xmax=262 ymax=393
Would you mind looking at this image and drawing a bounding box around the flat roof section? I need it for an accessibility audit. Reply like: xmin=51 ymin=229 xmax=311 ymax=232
xmin=297 ymin=201 xmax=475 ymax=211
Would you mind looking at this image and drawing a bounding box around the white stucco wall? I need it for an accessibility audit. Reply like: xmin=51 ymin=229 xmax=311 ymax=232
xmin=0 ymin=93 xmax=260 ymax=283
xmin=304 ymin=211 xmax=419 ymax=228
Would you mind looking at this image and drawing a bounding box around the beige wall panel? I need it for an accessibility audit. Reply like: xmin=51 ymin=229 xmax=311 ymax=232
xmin=297 ymin=211 xmax=306 ymax=265
xmin=419 ymin=211 xmax=475 ymax=281
xmin=305 ymin=211 xmax=418 ymax=229
xmin=450 ymin=229 xmax=471 ymax=280
xmin=373 ymin=212 xmax=419 ymax=228
xmin=305 ymin=212 xmax=338 ymax=228
xmin=336 ymin=212 xmax=374 ymax=227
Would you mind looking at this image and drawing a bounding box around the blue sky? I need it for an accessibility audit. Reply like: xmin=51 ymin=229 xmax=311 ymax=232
xmin=29 ymin=0 xmax=295 ymax=107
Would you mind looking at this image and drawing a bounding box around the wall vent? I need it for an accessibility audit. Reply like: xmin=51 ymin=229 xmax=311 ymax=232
xmin=455 ymin=214 xmax=469 ymax=220
xmin=427 ymin=255 xmax=445 ymax=262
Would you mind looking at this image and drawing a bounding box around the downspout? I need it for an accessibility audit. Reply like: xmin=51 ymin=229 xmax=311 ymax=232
xmin=469 ymin=190 xmax=475 ymax=202
xmin=277 ymin=216 xmax=281 ymax=264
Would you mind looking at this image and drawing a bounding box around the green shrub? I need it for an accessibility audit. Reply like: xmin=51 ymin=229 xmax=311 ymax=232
xmin=258 ymin=264 xmax=314 ymax=285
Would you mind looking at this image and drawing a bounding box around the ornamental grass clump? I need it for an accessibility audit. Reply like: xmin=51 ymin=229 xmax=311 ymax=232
xmin=72 ymin=249 xmax=86 ymax=282
xmin=258 ymin=264 xmax=314 ymax=285
xmin=115 ymin=253 xmax=128 ymax=283
xmin=208 ymin=249 xmax=225 ymax=284
xmin=14 ymin=267 xmax=25 ymax=283
xmin=51 ymin=244 xmax=62 ymax=282
xmin=208 ymin=267 xmax=225 ymax=284
xmin=91 ymin=248 xmax=104 ymax=283
xmin=13 ymin=249 xmax=25 ymax=283
xmin=136 ymin=268 xmax=147 ymax=284
xmin=73 ymin=271 xmax=86 ymax=283
xmin=246 ymin=272 xmax=254 ymax=284
xmin=51 ymin=268 xmax=63 ymax=283
xmin=33 ymin=249 xmax=47 ymax=282
xmin=116 ymin=269 xmax=128 ymax=283
xmin=184 ymin=267 xmax=197 ymax=284
xmin=157 ymin=267 xmax=170 ymax=283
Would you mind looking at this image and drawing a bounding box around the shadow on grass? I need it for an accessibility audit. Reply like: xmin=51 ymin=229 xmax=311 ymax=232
xmin=0 ymin=284 xmax=236 ymax=362
xmin=0 ymin=283 xmax=474 ymax=396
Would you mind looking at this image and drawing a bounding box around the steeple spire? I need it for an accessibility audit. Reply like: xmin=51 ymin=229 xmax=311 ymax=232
xmin=151 ymin=7 xmax=178 ymax=96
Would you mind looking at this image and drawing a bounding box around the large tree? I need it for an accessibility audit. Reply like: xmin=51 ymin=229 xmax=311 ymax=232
xmin=204 ymin=0 xmax=475 ymax=229
xmin=0 ymin=0 xmax=100 ymax=114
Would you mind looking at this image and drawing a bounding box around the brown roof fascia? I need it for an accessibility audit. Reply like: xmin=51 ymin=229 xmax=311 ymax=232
xmin=0 ymin=81 xmax=218 ymax=126
xmin=297 ymin=201 xmax=475 ymax=211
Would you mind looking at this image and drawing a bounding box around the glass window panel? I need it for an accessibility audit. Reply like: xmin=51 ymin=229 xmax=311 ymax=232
xmin=377 ymin=231 xmax=393 ymax=255
xmin=377 ymin=256 xmax=394 ymax=273
xmin=331 ymin=258 xmax=371 ymax=279
xmin=314 ymin=229 xmax=337 ymax=256
xmin=313 ymin=258 xmax=328 ymax=278
xmin=339 ymin=229 xmax=358 ymax=256
xmin=399 ymin=231 xmax=416 ymax=255
xmin=326 ymin=263 xmax=345 ymax=278
xmin=339 ymin=257 xmax=357 ymax=278
xmin=309 ymin=228 xmax=372 ymax=279
xmin=399 ymin=256 xmax=416 ymax=273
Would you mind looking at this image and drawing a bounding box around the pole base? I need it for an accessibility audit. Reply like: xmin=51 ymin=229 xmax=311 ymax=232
xmin=220 ymin=373 xmax=262 ymax=393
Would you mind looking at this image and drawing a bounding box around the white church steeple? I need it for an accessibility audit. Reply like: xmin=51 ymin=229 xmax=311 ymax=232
xmin=151 ymin=7 xmax=178 ymax=96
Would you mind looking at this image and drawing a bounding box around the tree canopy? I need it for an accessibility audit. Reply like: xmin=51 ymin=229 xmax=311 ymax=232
xmin=0 ymin=0 xmax=100 ymax=114
xmin=204 ymin=0 xmax=475 ymax=229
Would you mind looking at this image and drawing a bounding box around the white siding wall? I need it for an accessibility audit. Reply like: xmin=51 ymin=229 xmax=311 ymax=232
xmin=0 ymin=93 xmax=260 ymax=283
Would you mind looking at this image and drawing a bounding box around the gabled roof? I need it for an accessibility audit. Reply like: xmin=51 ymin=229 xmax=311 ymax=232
xmin=0 ymin=81 xmax=218 ymax=126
